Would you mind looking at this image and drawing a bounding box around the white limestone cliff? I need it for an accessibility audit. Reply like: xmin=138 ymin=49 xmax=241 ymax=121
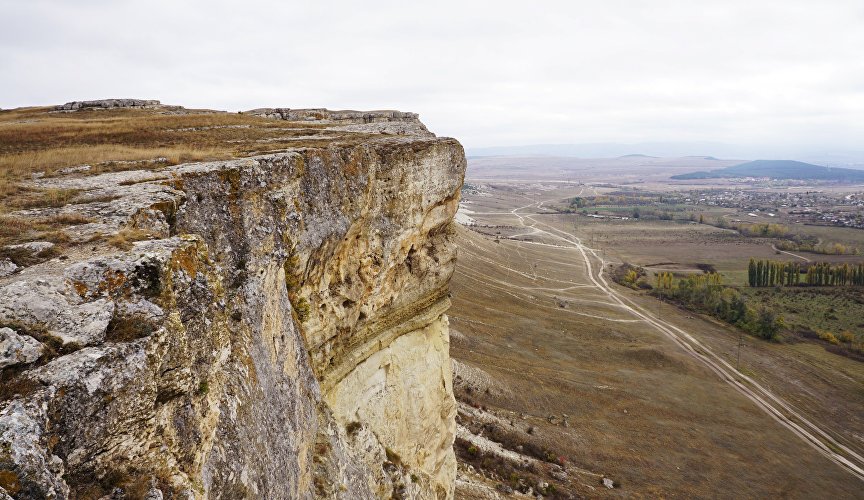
xmin=0 ymin=107 xmax=465 ymax=499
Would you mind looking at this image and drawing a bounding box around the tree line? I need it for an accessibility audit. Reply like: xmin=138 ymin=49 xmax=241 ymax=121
xmin=775 ymin=239 xmax=860 ymax=256
xmin=653 ymin=272 xmax=783 ymax=340
xmin=656 ymin=271 xmax=722 ymax=289
xmin=748 ymin=259 xmax=864 ymax=287
xmin=731 ymin=222 xmax=790 ymax=238
xmin=708 ymin=219 xmax=860 ymax=255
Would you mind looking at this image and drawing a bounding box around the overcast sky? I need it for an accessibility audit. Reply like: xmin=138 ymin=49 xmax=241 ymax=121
xmin=1 ymin=0 xmax=862 ymax=153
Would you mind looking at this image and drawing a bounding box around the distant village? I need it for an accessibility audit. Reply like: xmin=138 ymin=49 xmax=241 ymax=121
xmin=681 ymin=189 xmax=864 ymax=229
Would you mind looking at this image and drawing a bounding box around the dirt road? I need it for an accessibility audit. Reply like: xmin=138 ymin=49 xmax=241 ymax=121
xmin=505 ymin=198 xmax=864 ymax=482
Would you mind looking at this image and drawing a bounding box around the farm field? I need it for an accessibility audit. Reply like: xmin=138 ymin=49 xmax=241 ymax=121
xmin=450 ymin=180 xmax=864 ymax=497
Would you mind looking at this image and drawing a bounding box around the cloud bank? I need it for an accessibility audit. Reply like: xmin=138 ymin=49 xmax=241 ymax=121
xmin=1 ymin=0 xmax=861 ymax=152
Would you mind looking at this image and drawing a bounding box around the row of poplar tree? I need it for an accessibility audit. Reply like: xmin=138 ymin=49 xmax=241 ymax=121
xmin=748 ymin=259 xmax=864 ymax=287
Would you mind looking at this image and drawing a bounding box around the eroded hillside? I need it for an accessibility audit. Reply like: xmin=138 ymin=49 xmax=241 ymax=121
xmin=0 ymin=101 xmax=465 ymax=499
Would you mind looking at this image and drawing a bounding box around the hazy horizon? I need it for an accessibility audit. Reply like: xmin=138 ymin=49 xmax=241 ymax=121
xmin=465 ymin=142 xmax=864 ymax=166
xmin=2 ymin=1 xmax=862 ymax=153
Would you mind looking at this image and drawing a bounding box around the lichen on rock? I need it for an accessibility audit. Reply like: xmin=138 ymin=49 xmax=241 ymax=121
xmin=0 ymin=105 xmax=465 ymax=499
xmin=0 ymin=328 xmax=43 ymax=370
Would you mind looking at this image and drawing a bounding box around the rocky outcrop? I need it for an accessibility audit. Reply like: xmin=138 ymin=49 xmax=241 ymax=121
xmin=55 ymin=99 xmax=161 ymax=111
xmin=0 ymin=329 xmax=43 ymax=370
xmin=244 ymin=108 xmax=421 ymax=123
xmin=245 ymin=108 xmax=433 ymax=136
xmin=0 ymin=108 xmax=465 ymax=498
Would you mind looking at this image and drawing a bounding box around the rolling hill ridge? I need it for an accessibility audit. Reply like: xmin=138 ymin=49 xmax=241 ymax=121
xmin=672 ymin=159 xmax=864 ymax=181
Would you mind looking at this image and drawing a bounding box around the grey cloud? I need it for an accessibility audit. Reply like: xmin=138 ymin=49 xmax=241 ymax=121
xmin=0 ymin=0 xmax=861 ymax=154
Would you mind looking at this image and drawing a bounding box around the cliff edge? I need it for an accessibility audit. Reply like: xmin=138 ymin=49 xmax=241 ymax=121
xmin=0 ymin=102 xmax=465 ymax=498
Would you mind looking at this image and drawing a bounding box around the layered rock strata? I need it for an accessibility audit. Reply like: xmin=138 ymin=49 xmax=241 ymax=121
xmin=55 ymin=99 xmax=162 ymax=111
xmin=0 ymin=107 xmax=465 ymax=499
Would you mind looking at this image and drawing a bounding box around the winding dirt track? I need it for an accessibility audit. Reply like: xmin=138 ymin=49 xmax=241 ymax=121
xmin=502 ymin=198 xmax=864 ymax=482
xmin=771 ymin=243 xmax=811 ymax=262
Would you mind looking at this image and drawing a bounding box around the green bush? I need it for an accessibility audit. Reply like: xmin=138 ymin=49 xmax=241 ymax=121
xmin=654 ymin=273 xmax=784 ymax=341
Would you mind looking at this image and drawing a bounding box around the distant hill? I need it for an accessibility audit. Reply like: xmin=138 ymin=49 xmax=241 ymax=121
xmin=671 ymin=160 xmax=864 ymax=182
xmin=683 ymin=155 xmax=721 ymax=160
xmin=465 ymin=144 xmax=864 ymax=166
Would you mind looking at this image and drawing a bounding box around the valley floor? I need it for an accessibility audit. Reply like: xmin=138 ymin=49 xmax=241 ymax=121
xmin=450 ymin=183 xmax=864 ymax=498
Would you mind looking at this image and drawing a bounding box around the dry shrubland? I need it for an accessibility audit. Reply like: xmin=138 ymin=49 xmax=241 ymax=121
xmin=0 ymin=105 xmax=370 ymax=247
xmin=0 ymin=106 xmax=357 ymax=211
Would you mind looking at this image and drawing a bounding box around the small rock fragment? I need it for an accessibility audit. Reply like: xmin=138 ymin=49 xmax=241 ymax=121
xmin=0 ymin=327 xmax=44 ymax=369
xmin=144 ymin=487 xmax=164 ymax=500
xmin=57 ymin=165 xmax=92 ymax=175
xmin=0 ymin=259 xmax=18 ymax=277
xmin=6 ymin=241 xmax=55 ymax=254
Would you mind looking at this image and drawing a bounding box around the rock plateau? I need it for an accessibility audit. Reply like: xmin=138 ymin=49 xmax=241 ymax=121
xmin=0 ymin=102 xmax=465 ymax=499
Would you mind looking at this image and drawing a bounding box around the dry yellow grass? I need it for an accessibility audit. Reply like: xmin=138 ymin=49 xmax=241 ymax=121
xmin=1 ymin=187 xmax=81 ymax=210
xmin=0 ymin=106 xmax=348 ymax=197
xmin=0 ymin=145 xmax=221 ymax=179
xmin=451 ymin=183 xmax=864 ymax=497
xmin=0 ymin=105 xmax=378 ymax=205
xmin=0 ymin=213 xmax=91 ymax=248
xmin=107 ymin=228 xmax=155 ymax=250
xmin=0 ymin=109 xmax=268 ymax=184
xmin=0 ymin=105 xmax=376 ymax=247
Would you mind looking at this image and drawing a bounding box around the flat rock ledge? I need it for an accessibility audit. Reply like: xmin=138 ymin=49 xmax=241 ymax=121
xmin=55 ymin=99 xmax=161 ymax=111
xmin=0 ymin=107 xmax=465 ymax=500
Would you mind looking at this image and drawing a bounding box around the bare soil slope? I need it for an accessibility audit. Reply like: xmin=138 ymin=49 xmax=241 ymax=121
xmin=450 ymin=183 xmax=863 ymax=498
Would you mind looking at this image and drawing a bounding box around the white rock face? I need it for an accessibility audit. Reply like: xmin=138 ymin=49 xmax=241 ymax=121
xmin=0 ymin=280 xmax=114 ymax=347
xmin=0 ymin=328 xmax=44 ymax=369
xmin=0 ymin=107 xmax=465 ymax=499
xmin=4 ymin=242 xmax=54 ymax=254
xmin=0 ymin=399 xmax=70 ymax=498
xmin=327 ymin=314 xmax=457 ymax=499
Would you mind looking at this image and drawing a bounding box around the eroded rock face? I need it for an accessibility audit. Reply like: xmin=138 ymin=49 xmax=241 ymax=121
xmin=245 ymin=108 xmax=434 ymax=136
xmin=0 ymin=109 xmax=465 ymax=499
xmin=55 ymin=99 xmax=161 ymax=111
xmin=326 ymin=315 xmax=456 ymax=498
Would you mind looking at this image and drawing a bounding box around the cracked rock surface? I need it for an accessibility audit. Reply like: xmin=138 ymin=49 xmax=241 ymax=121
xmin=0 ymin=107 xmax=465 ymax=499
xmin=0 ymin=329 xmax=43 ymax=370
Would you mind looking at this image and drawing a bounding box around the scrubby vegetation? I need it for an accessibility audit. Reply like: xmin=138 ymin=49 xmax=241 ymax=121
xmin=653 ymin=272 xmax=784 ymax=340
xmin=711 ymin=220 xmax=860 ymax=255
xmin=742 ymin=286 xmax=864 ymax=358
xmin=654 ymin=262 xmax=864 ymax=357
xmin=454 ymin=434 xmax=568 ymax=498
xmin=731 ymin=222 xmax=790 ymax=238
xmin=611 ymin=263 xmax=650 ymax=289
xmin=775 ymin=239 xmax=859 ymax=256
xmin=107 ymin=228 xmax=156 ymax=251
xmin=0 ymin=213 xmax=91 ymax=248
xmin=562 ymin=192 xmax=687 ymax=220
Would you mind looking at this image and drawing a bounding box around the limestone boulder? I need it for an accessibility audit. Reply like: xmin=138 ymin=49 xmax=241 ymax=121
xmin=0 ymin=106 xmax=465 ymax=499
xmin=0 ymin=328 xmax=43 ymax=370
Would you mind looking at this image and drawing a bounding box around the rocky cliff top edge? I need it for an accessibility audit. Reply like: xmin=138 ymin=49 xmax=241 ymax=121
xmin=0 ymin=101 xmax=465 ymax=499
